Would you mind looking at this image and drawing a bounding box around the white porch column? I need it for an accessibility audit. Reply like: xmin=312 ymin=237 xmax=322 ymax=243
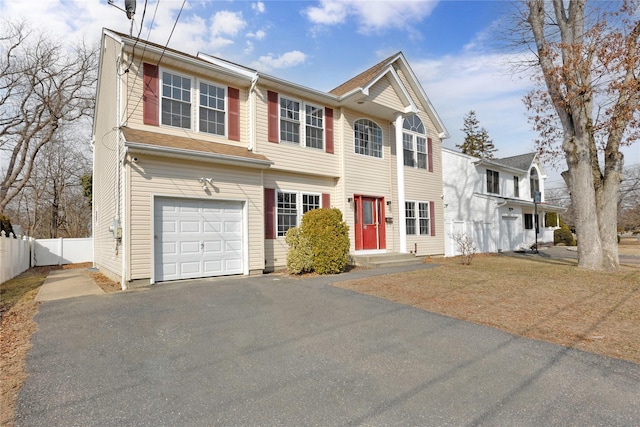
xmin=394 ymin=113 xmax=407 ymax=253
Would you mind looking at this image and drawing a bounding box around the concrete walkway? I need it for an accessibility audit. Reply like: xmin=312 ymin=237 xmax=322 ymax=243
xmin=35 ymin=268 xmax=104 ymax=302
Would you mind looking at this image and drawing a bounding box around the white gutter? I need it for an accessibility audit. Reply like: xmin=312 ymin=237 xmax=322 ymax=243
xmin=394 ymin=113 xmax=407 ymax=253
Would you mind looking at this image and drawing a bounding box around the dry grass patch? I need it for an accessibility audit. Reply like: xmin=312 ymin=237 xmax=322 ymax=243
xmin=619 ymin=236 xmax=640 ymax=256
xmin=336 ymin=254 xmax=640 ymax=365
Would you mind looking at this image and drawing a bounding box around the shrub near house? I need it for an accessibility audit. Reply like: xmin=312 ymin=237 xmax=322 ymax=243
xmin=286 ymin=208 xmax=350 ymax=275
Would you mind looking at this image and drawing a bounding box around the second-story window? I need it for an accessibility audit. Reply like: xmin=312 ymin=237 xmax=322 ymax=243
xmin=305 ymin=104 xmax=324 ymax=149
xmin=162 ymin=71 xmax=191 ymax=129
xmin=514 ymin=176 xmax=520 ymax=198
xmin=199 ymin=82 xmax=225 ymax=136
xmin=487 ymin=169 xmax=500 ymax=194
xmin=280 ymin=96 xmax=300 ymax=143
xmin=354 ymin=119 xmax=383 ymax=158
xmin=403 ymin=115 xmax=427 ymax=169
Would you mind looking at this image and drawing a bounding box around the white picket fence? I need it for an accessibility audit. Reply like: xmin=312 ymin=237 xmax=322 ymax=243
xmin=0 ymin=233 xmax=93 ymax=284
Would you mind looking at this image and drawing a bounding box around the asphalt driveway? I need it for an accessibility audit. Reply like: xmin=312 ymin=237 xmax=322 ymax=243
xmin=16 ymin=267 xmax=640 ymax=426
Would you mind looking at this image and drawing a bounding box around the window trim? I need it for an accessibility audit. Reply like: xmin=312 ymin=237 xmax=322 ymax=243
xmin=160 ymin=69 xmax=192 ymax=130
xmin=405 ymin=200 xmax=431 ymax=236
xmin=305 ymin=102 xmax=324 ymax=150
xmin=276 ymin=94 xmax=326 ymax=150
xmin=487 ymin=169 xmax=500 ymax=194
xmin=514 ymin=176 xmax=520 ymax=198
xmin=197 ymin=79 xmax=227 ymax=137
xmin=402 ymin=115 xmax=428 ymax=170
xmin=354 ymin=118 xmax=384 ymax=159
xmin=276 ymin=190 xmax=323 ymax=237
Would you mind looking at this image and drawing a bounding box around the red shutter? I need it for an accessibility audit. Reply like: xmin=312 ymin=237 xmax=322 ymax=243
xmin=264 ymin=188 xmax=276 ymax=239
xmin=228 ymin=87 xmax=240 ymax=141
xmin=427 ymin=138 xmax=433 ymax=172
xmin=267 ymin=91 xmax=279 ymax=143
xmin=143 ymin=63 xmax=159 ymax=126
xmin=322 ymin=193 xmax=331 ymax=208
xmin=429 ymin=201 xmax=436 ymax=236
xmin=325 ymin=108 xmax=334 ymax=154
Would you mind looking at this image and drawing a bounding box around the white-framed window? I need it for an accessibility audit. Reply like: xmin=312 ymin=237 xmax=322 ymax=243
xmin=403 ymin=115 xmax=427 ymax=169
xmin=162 ymin=71 xmax=191 ymax=129
xmin=305 ymin=104 xmax=324 ymax=149
xmin=277 ymin=96 xmax=325 ymax=150
xmin=302 ymin=194 xmax=320 ymax=213
xmin=487 ymin=169 xmax=500 ymax=194
xmin=354 ymin=119 xmax=383 ymax=158
xmin=277 ymin=191 xmax=322 ymax=237
xmin=199 ymin=81 xmax=226 ymax=136
xmin=418 ymin=202 xmax=430 ymax=235
xmin=405 ymin=202 xmax=416 ymax=235
xmin=403 ymin=133 xmax=414 ymax=167
xmin=514 ymin=176 xmax=520 ymax=198
xmin=280 ymin=96 xmax=300 ymax=143
xmin=406 ymin=201 xmax=430 ymax=235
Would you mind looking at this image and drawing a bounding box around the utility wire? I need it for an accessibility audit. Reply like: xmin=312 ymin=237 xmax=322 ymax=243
xmin=124 ymin=0 xmax=187 ymax=125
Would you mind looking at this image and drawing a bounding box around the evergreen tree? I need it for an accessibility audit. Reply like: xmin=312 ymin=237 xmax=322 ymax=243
xmin=457 ymin=110 xmax=497 ymax=159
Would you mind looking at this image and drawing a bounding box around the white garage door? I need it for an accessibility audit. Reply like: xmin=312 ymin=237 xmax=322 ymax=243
xmin=154 ymin=198 xmax=244 ymax=282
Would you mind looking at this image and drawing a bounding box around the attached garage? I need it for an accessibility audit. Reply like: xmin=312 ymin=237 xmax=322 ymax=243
xmin=153 ymin=197 xmax=245 ymax=282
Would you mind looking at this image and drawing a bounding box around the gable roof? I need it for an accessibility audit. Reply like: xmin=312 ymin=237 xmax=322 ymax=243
xmin=491 ymin=153 xmax=536 ymax=171
xmin=329 ymin=53 xmax=399 ymax=96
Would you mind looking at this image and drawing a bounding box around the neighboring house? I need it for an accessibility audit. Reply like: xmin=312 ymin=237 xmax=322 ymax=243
xmin=442 ymin=148 xmax=564 ymax=256
xmin=92 ymin=29 xmax=449 ymax=287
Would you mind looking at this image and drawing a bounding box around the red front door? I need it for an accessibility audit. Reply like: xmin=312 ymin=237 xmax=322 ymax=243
xmin=355 ymin=196 xmax=386 ymax=250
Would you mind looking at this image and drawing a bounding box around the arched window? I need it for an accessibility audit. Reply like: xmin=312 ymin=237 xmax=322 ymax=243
xmin=530 ymin=167 xmax=540 ymax=200
xmin=403 ymin=115 xmax=427 ymax=169
xmin=354 ymin=119 xmax=383 ymax=158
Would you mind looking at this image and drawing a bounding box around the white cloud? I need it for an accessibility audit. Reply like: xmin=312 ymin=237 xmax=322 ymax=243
xmin=252 ymin=2 xmax=266 ymax=14
xmin=305 ymin=0 xmax=439 ymax=34
xmin=247 ymin=30 xmax=266 ymax=40
xmin=252 ymin=51 xmax=307 ymax=71
xmin=210 ymin=10 xmax=246 ymax=37
xmin=412 ymin=51 xmax=538 ymax=158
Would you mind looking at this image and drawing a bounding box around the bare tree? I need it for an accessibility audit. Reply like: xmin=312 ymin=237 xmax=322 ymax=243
xmin=520 ymin=0 xmax=639 ymax=270
xmin=450 ymin=232 xmax=477 ymax=265
xmin=0 ymin=20 xmax=97 ymax=214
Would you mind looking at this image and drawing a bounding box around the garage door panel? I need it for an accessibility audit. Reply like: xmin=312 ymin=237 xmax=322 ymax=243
xmin=162 ymin=242 xmax=178 ymax=255
xmin=154 ymin=198 xmax=244 ymax=282
xmin=179 ymin=220 xmax=201 ymax=233
xmin=203 ymin=221 xmax=221 ymax=233
xmin=203 ymin=260 xmax=223 ymax=274
xmin=180 ymin=241 xmax=201 ymax=254
xmin=203 ymin=240 xmax=222 ymax=253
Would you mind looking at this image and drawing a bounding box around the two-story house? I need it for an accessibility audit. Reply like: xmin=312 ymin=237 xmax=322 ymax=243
xmin=92 ymin=29 xmax=449 ymax=287
xmin=442 ymin=148 xmax=564 ymax=256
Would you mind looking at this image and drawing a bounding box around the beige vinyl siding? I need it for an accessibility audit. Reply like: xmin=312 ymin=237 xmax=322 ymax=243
xmin=340 ymin=109 xmax=396 ymax=252
xmin=93 ymin=35 xmax=124 ymax=281
xmin=263 ymin=172 xmax=336 ymax=269
xmin=127 ymin=155 xmax=264 ymax=280
xmin=123 ymin=60 xmax=249 ymax=149
xmin=368 ymin=76 xmax=404 ymax=112
xmin=253 ymin=87 xmax=340 ymax=178
xmin=396 ymin=65 xmax=445 ymax=255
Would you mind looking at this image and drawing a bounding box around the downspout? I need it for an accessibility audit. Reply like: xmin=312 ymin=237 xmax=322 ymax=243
xmin=394 ymin=113 xmax=407 ymax=253
xmin=248 ymin=73 xmax=259 ymax=151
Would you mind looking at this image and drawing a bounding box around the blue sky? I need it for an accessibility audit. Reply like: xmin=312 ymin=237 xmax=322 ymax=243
xmin=2 ymin=0 xmax=637 ymax=188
